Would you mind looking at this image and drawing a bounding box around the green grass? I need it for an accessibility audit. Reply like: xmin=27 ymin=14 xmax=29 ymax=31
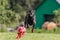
xmin=0 ymin=32 xmax=60 ymax=40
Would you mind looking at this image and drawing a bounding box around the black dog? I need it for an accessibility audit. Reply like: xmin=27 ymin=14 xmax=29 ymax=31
xmin=24 ymin=10 xmax=36 ymax=32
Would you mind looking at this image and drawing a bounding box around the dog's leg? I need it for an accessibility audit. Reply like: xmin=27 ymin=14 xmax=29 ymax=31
xmin=31 ymin=24 xmax=35 ymax=33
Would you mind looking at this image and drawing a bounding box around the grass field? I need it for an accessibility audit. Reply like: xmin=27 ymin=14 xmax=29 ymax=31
xmin=0 ymin=33 xmax=60 ymax=40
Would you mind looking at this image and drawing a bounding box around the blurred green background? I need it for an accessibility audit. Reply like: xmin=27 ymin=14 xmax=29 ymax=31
xmin=0 ymin=0 xmax=60 ymax=32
